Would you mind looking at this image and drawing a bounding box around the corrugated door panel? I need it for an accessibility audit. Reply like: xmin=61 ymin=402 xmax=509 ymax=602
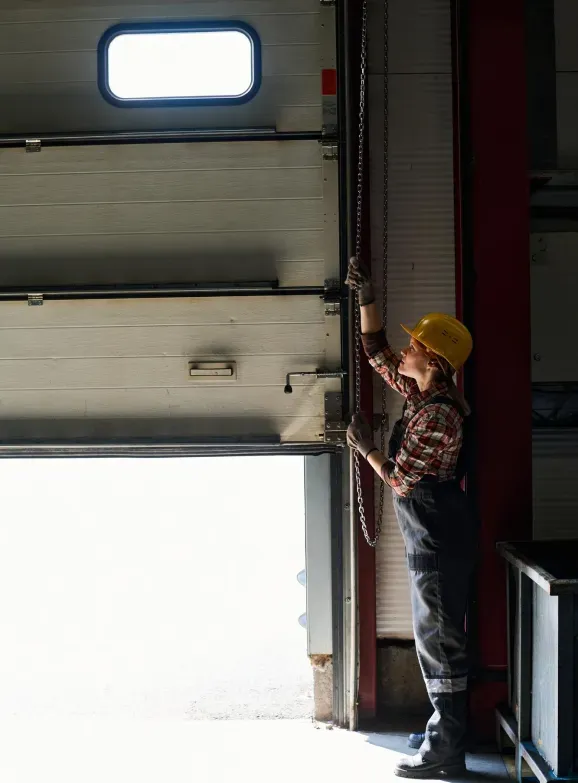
xmin=0 ymin=356 xmax=318 ymax=390
xmin=368 ymin=0 xmax=451 ymax=75
xmin=0 ymin=168 xmax=320 ymax=205
xmin=1 ymin=202 xmax=320 ymax=235
xmin=0 ymin=45 xmax=319 ymax=82
xmin=533 ymin=430 xmax=578 ymax=539
xmin=0 ymin=0 xmax=321 ymax=133
xmin=554 ymin=0 xmax=578 ymax=71
xmin=0 ymin=0 xmax=316 ymax=22
xmin=368 ymin=0 xmax=456 ymax=639
xmin=532 ymin=6 xmax=578 ymax=539
xmin=0 ymin=141 xmax=323 ymax=287
xmin=0 ymin=295 xmax=327 ymax=443
xmin=0 ymin=324 xmax=324 ymax=358
xmin=555 ymin=0 xmax=578 ymax=166
xmin=530 ymin=233 xmax=578 ymax=382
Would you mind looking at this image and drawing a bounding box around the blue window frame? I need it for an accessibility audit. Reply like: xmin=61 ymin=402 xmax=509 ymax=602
xmin=98 ymin=21 xmax=262 ymax=107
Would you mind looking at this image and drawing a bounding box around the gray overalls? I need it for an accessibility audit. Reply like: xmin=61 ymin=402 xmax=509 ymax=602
xmin=388 ymin=396 xmax=478 ymax=760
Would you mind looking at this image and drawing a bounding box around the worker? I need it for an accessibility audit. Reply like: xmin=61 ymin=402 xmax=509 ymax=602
xmin=345 ymin=258 xmax=478 ymax=779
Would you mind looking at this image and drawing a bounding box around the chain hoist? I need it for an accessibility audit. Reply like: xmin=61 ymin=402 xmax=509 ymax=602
xmin=353 ymin=0 xmax=389 ymax=548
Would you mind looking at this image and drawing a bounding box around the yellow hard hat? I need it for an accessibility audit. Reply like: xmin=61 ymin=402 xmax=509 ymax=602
xmin=401 ymin=313 xmax=473 ymax=372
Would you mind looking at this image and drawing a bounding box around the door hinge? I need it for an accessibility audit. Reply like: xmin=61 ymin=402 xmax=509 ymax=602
xmin=321 ymin=141 xmax=338 ymax=161
xmin=324 ymin=302 xmax=340 ymax=317
xmin=27 ymin=294 xmax=44 ymax=306
xmin=324 ymin=392 xmax=347 ymax=444
xmin=322 ymin=121 xmax=337 ymax=138
xmin=324 ymin=278 xmax=341 ymax=316
xmin=25 ymin=139 xmax=41 ymax=153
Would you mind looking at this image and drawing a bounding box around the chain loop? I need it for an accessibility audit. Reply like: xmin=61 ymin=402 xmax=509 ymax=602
xmin=353 ymin=0 xmax=388 ymax=548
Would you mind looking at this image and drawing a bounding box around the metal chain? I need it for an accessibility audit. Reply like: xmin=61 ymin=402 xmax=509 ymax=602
xmin=354 ymin=0 xmax=389 ymax=548
xmin=377 ymin=0 xmax=390 ymax=537
xmin=352 ymin=0 xmax=371 ymax=545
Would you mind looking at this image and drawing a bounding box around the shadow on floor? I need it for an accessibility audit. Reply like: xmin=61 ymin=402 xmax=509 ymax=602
xmin=359 ymin=726 xmax=512 ymax=782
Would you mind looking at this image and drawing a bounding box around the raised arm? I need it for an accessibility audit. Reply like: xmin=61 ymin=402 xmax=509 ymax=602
xmin=346 ymin=258 xmax=418 ymax=397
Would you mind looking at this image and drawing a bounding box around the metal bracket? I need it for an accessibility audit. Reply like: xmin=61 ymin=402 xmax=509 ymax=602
xmin=320 ymin=141 xmax=338 ymax=161
xmin=324 ymin=302 xmax=341 ymax=317
xmin=285 ymin=369 xmax=346 ymax=394
xmin=322 ymin=121 xmax=338 ymax=139
xmin=25 ymin=139 xmax=41 ymax=153
xmin=27 ymin=294 xmax=43 ymax=307
xmin=323 ymin=278 xmax=341 ymax=315
xmin=320 ymin=0 xmax=336 ymax=5
xmin=324 ymin=392 xmax=347 ymax=444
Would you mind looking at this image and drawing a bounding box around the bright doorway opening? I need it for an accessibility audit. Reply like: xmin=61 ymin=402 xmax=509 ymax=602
xmin=0 ymin=456 xmax=312 ymax=722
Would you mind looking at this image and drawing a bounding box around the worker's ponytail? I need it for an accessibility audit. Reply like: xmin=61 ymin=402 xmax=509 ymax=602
xmin=425 ymin=347 xmax=471 ymax=417
xmin=445 ymin=379 xmax=471 ymax=418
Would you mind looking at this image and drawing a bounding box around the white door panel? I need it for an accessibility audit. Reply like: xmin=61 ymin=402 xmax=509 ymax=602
xmin=0 ymin=0 xmax=321 ymax=133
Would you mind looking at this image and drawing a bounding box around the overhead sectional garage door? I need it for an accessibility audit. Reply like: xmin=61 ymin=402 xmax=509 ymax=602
xmin=0 ymin=1 xmax=342 ymax=447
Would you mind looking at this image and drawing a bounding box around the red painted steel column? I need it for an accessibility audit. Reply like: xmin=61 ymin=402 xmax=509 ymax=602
xmin=356 ymin=339 xmax=377 ymax=723
xmin=451 ymin=2 xmax=464 ymax=330
xmin=461 ymin=0 xmax=533 ymax=739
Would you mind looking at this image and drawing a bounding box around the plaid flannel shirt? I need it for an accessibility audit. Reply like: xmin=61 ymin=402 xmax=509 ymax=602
xmin=361 ymin=329 xmax=463 ymax=497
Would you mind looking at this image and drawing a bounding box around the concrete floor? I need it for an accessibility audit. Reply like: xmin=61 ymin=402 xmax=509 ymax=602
xmin=0 ymin=459 xmax=511 ymax=781
xmin=0 ymin=718 xmax=510 ymax=783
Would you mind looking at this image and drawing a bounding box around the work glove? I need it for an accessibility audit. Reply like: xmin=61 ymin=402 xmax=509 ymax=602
xmin=345 ymin=257 xmax=375 ymax=306
xmin=346 ymin=413 xmax=376 ymax=459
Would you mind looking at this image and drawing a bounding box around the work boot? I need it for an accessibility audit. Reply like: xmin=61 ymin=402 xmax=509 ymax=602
xmin=419 ymin=691 xmax=468 ymax=760
xmin=394 ymin=752 xmax=466 ymax=779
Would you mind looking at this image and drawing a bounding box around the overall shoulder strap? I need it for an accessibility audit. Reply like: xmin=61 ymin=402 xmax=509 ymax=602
xmin=428 ymin=395 xmax=470 ymax=479
xmin=429 ymin=394 xmax=459 ymax=410
xmin=408 ymin=395 xmax=460 ymax=426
